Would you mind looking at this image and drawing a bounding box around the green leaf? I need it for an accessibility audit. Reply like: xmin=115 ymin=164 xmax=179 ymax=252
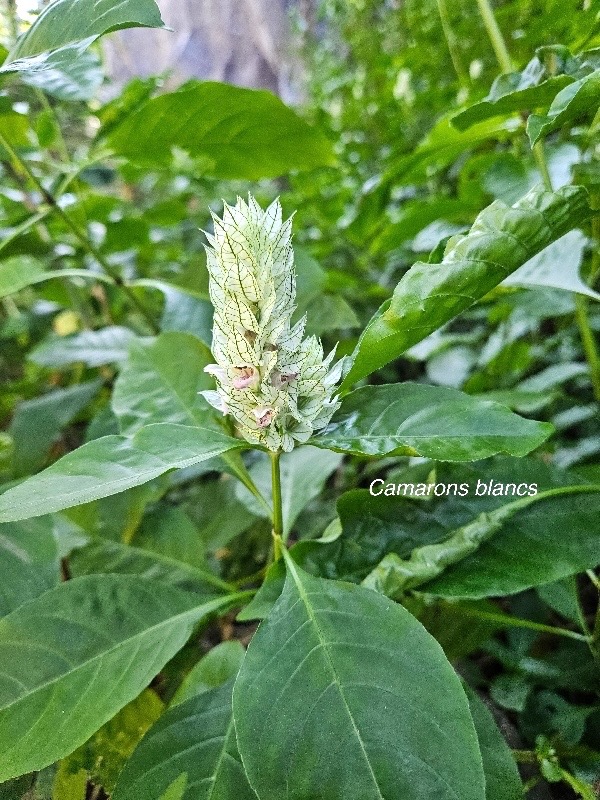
xmin=0 ymin=517 xmax=59 ymax=617
xmin=341 ymin=184 xmax=590 ymax=389
xmin=233 ymin=557 xmax=485 ymax=800
xmin=0 ymin=575 xmax=239 ymax=781
xmin=113 ymin=680 xmax=256 ymax=800
xmin=30 ymin=327 xmax=141 ymax=368
xmin=312 ymin=383 xmax=552 ymax=461
xmin=425 ymin=485 xmax=600 ymax=599
xmin=236 ymin=446 xmax=343 ymax=536
xmin=112 ymin=332 xmax=217 ymax=434
xmin=9 ymin=42 xmax=103 ymax=101
xmin=504 ymin=230 xmax=600 ymax=300
xmin=9 ymin=380 xmax=102 ymax=476
xmin=171 ymin=641 xmax=245 ymax=706
xmin=0 ymin=256 xmax=46 ymax=297
xmin=107 ymin=81 xmax=335 ymax=179
xmin=464 ymin=686 xmax=523 ymax=800
xmin=6 ymin=0 xmax=165 ymax=61
xmin=0 ymin=424 xmax=243 ymax=523
xmin=528 ymin=69 xmax=600 ymax=146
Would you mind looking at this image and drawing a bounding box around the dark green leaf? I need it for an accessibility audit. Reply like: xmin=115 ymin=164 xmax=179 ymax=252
xmin=528 ymin=69 xmax=600 ymax=146
xmin=312 ymin=383 xmax=552 ymax=460
xmin=464 ymin=686 xmax=523 ymax=800
xmin=0 ymin=575 xmax=238 ymax=781
xmin=233 ymin=557 xmax=486 ymax=800
xmin=341 ymin=185 xmax=590 ymax=389
xmin=171 ymin=641 xmax=245 ymax=706
xmin=107 ymin=81 xmax=335 ymax=179
xmin=112 ymin=681 xmax=256 ymax=800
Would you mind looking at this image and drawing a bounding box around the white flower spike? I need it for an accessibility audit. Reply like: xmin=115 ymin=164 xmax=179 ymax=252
xmin=201 ymin=196 xmax=345 ymax=452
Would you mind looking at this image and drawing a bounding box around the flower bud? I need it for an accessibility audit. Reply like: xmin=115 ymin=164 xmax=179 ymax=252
xmin=200 ymin=195 xmax=345 ymax=452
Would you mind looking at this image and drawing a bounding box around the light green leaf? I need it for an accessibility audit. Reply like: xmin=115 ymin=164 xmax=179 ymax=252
xmin=236 ymin=446 xmax=342 ymax=536
xmin=504 ymin=230 xmax=600 ymax=300
xmin=0 ymin=517 xmax=59 ymax=617
xmin=9 ymin=380 xmax=102 ymax=476
xmin=6 ymin=0 xmax=165 ymax=61
xmin=112 ymin=332 xmax=216 ymax=434
xmin=312 ymin=383 xmax=552 ymax=461
xmin=528 ymin=69 xmax=600 ymax=146
xmin=464 ymin=686 xmax=523 ymax=800
xmin=233 ymin=557 xmax=485 ymax=800
xmin=30 ymin=327 xmax=141 ymax=368
xmin=113 ymin=680 xmax=256 ymax=800
xmin=171 ymin=641 xmax=245 ymax=706
xmin=341 ymin=184 xmax=590 ymax=389
xmin=0 ymin=424 xmax=243 ymax=523
xmin=107 ymin=81 xmax=335 ymax=179
xmin=0 ymin=575 xmax=240 ymax=781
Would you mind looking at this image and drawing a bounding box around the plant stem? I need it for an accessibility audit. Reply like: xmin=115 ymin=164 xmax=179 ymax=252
xmin=457 ymin=605 xmax=591 ymax=643
xmin=270 ymin=450 xmax=284 ymax=559
xmin=0 ymin=131 xmax=159 ymax=333
xmin=533 ymin=141 xmax=553 ymax=192
xmin=4 ymin=0 xmax=19 ymax=42
xmin=436 ymin=0 xmax=470 ymax=90
xmin=575 ymin=295 xmax=600 ymax=401
xmin=475 ymin=0 xmax=512 ymax=73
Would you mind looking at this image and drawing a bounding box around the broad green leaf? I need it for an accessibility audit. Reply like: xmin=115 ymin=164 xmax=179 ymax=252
xmin=0 ymin=423 xmax=243 ymax=523
xmin=341 ymin=184 xmax=590 ymax=389
xmin=171 ymin=642 xmax=245 ymax=706
xmin=0 ymin=517 xmax=59 ymax=617
xmin=133 ymin=280 xmax=212 ymax=345
xmin=30 ymin=327 xmax=141 ymax=368
xmin=183 ymin=478 xmax=258 ymax=553
xmin=312 ymin=383 xmax=552 ymax=461
xmin=107 ymin=81 xmax=335 ymax=179
xmin=9 ymin=380 xmax=102 ymax=476
xmin=6 ymin=0 xmax=165 ymax=61
xmin=112 ymin=332 xmax=216 ymax=434
xmin=503 ymin=230 xmax=600 ymax=300
xmin=236 ymin=446 xmax=343 ymax=536
xmin=528 ymin=69 xmax=600 ymax=146
xmin=464 ymin=686 xmax=523 ymax=800
xmin=426 ymin=486 xmax=600 ymax=598
xmin=112 ymin=681 xmax=256 ymax=800
xmin=0 ymin=575 xmax=240 ymax=781
xmin=68 ymin=536 xmax=233 ymax=594
xmin=233 ymin=557 xmax=485 ymax=800
xmin=56 ymin=689 xmax=163 ymax=795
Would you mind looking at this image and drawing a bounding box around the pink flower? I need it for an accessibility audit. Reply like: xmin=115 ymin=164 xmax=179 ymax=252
xmin=271 ymin=370 xmax=298 ymax=388
xmin=254 ymin=407 xmax=276 ymax=428
xmin=233 ymin=365 xmax=259 ymax=390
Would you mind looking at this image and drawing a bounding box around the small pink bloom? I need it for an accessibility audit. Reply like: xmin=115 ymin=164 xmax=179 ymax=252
xmin=272 ymin=370 xmax=298 ymax=388
xmin=254 ymin=407 xmax=276 ymax=428
xmin=232 ymin=365 xmax=259 ymax=390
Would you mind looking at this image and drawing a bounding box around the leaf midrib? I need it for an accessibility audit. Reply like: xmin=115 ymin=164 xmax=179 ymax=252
xmin=0 ymin=592 xmax=230 ymax=714
xmin=284 ymin=558 xmax=385 ymax=800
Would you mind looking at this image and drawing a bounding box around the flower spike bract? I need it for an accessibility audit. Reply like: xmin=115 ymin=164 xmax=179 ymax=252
xmin=201 ymin=196 xmax=344 ymax=452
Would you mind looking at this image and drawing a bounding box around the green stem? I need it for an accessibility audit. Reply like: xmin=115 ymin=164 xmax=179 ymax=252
xmin=4 ymin=0 xmax=19 ymax=42
xmin=0 ymin=132 xmax=159 ymax=333
xmin=270 ymin=450 xmax=284 ymax=559
xmin=533 ymin=140 xmax=553 ymax=192
xmin=475 ymin=0 xmax=512 ymax=73
xmin=575 ymin=295 xmax=600 ymax=402
xmin=436 ymin=0 xmax=470 ymax=90
xmin=458 ymin=605 xmax=591 ymax=643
